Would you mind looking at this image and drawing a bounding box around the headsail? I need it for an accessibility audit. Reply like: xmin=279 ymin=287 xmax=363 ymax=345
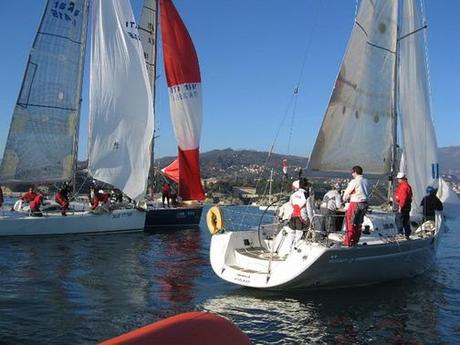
xmin=0 ymin=0 xmax=89 ymax=184
xmin=88 ymin=0 xmax=154 ymax=201
xmin=308 ymin=0 xmax=398 ymax=175
xmin=398 ymin=0 xmax=439 ymax=213
xmin=160 ymin=0 xmax=205 ymax=201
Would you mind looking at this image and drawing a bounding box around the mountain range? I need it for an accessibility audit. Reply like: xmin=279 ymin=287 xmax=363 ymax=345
xmin=155 ymin=146 xmax=460 ymax=178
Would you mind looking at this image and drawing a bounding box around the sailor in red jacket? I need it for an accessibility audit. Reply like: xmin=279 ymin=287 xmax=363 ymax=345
xmin=30 ymin=191 xmax=44 ymax=217
xmin=55 ymin=183 xmax=71 ymax=216
xmin=162 ymin=183 xmax=171 ymax=208
xmin=394 ymin=172 xmax=413 ymax=239
xmin=21 ymin=187 xmax=37 ymax=203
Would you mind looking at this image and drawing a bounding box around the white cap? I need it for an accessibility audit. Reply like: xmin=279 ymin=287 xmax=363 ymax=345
xmin=98 ymin=190 xmax=105 ymax=194
xmin=396 ymin=172 xmax=405 ymax=179
xmin=292 ymin=180 xmax=300 ymax=191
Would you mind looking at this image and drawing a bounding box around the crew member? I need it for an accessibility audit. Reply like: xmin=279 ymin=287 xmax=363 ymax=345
xmin=342 ymin=165 xmax=368 ymax=247
xmin=22 ymin=187 xmax=37 ymax=203
xmin=30 ymin=191 xmax=44 ymax=217
xmin=91 ymin=189 xmax=110 ymax=211
xmin=162 ymin=183 xmax=171 ymax=208
xmin=320 ymin=183 xmax=343 ymax=234
xmin=420 ymin=186 xmax=443 ymax=222
xmin=288 ymin=178 xmax=314 ymax=230
xmin=0 ymin=185 xmax=4 ymax=208
xmin=170 ymin=187 xmax=178 ymax=208
xmin=394 ymin=172 xmax=413 ymax=239
xmin=55 ymin=183 xmax=71 ymax=216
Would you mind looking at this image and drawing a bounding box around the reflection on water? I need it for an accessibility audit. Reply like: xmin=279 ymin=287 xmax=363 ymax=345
xmin=201 ymin=277 xmax=444 ymax=344
xmin=0 ymin=228 xmax=206 ymax=344
xmin=0 ymin=206 xmax=459 ymax=344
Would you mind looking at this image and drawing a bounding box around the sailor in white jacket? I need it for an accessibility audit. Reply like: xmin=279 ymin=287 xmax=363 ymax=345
xmin=342 ymin=165 xmax=369 ymax=246
xmin=288 ymin=178 xmax=314 ymax=230
xmin=320 ymin=183 xmax=343 ymax=233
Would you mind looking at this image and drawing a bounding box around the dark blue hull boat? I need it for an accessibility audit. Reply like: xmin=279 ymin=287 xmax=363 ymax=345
xmin=144 ymin=206 xmax=203 ymax=230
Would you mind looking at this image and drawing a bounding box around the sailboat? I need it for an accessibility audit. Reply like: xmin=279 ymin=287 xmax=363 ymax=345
xmin=208 ymin=0 xmax=457 ymax=289
xmin=140 ymin=0 xmax=205 ymax=230
xmin=0 ymin=0 xmax=154 ymax=236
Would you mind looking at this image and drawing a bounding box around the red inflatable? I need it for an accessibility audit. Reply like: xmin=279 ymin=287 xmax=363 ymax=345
xmin=99 ymin=311 xmax=251 ymax=345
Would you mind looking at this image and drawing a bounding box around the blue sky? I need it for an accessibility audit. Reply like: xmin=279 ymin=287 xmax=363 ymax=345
xmin=0 ymin=0 xmax=459 ymax=161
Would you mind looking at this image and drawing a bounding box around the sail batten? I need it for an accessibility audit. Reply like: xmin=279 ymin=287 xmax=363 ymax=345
xmin=0 ymin=0 xmax=89 ymax=184
xmin=308 ymin=0 xmax=398 ymax=175
xmin=88 ymin=0 xmax=154 ymax=201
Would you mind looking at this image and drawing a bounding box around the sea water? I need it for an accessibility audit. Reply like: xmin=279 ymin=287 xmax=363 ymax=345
xmin=0 ymin=204 xmax=459 ymax=344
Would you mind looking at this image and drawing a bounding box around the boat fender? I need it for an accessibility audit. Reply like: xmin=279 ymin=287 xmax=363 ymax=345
xmin=207 ymin=206 xmax=224 ymax=234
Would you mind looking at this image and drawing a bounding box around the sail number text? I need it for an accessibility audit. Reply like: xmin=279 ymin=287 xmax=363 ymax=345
xmin=51 ymin=1 xmax=81 ymax=26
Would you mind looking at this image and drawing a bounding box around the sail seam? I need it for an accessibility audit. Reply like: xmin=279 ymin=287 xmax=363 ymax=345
xmin=138 ymin=27 xmax=153 ymax=34
xmin=16 ymin=103 xmax=77 ymax=111
xmin=355 ymin=21 xmax=369 ymax=37
xmin=142 ymin=6 xmax=156 ymax=13
xmin=38 ymin=32 xmax=83 ymax=45
xmin=366 ymin=41 xmax=396 ymax=54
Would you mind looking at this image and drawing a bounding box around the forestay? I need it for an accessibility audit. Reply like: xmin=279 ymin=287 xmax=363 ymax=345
xmin=308 ymin=0 xmax=398 ymax=175
xmin=89 ymin=0 xmax=154 ymax=201
xmin=0 ymin=0 xmax=89 ymax=184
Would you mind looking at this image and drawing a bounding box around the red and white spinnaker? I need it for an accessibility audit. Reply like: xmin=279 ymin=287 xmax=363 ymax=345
xmin=160 ymin=0 xmax=205 ymax=201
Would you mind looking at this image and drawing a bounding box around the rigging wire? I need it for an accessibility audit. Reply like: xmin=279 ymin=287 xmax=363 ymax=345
xmin=236 ymin=1 xmax=322 ymax=227
xmin=286 ymin=0 xmax=323 ymax=156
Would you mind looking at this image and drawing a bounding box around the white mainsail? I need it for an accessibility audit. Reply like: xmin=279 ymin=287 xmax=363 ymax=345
xmin=0 ymin=0 xmax=89 ymax=184
xmin=88 ymin=0 xmax=154 ymax=201
xmin=308 ymin=0 xmax=398 ymax=175
xmin=139 ymin=0 xmax=158 ymax=93
xmin=138 ymin=0 xmax=158 ymax=182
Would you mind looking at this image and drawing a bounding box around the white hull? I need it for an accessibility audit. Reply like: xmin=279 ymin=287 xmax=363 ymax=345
xmin=210 ymin=210 xmax=443 ymax=290
xmin=0 ymin=208 xmax=146 ymax=236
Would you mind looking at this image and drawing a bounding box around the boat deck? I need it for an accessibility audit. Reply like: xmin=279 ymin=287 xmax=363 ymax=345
xmin=235 ymin=247 xmax=285 ymax=261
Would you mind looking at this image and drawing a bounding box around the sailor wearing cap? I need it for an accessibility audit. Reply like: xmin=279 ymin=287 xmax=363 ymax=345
xmin=394 ymin=172 xmax=413 ymax=239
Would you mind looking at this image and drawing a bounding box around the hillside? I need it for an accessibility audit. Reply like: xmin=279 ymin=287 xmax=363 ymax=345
xmin=155 ymin=148 xmax=308 ymax=178
xmin=439 ymin=146 xmax=460 ymax=174
xmin=155 ymin=147 xmax=460 ymax=178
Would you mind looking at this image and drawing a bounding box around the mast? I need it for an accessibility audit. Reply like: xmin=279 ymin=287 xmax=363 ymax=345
xmin=389 ymin=1 xmax=401 ymax=201
xmin=149 ymin=1 xmax=159 ymax=191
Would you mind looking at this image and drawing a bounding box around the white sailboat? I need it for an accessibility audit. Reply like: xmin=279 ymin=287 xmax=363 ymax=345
xmin=141 ymin=0 xmax=205 ymax=230
xmin=0 ymin=0 xmax=153 ymax=236
xmin=209 ymin=0 xmax=457 ymax=289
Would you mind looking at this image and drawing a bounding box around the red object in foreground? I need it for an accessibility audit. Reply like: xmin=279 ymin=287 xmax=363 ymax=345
xmin=99 ymin=311 xmax=251 ymax=345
